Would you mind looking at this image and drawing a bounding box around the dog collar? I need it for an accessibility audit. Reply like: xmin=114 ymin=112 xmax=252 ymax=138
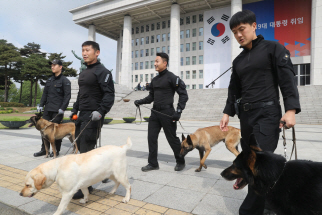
xmin=267 ymin=161 xmax=287 ymax=194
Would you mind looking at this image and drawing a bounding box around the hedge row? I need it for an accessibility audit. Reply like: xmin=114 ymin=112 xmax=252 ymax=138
xmin=0 ymin=102 xmax=24 ymax=107
xmin=0 ymin=110 xmax=13 ymax=114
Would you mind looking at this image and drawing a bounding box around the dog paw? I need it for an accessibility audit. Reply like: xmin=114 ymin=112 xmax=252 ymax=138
xmin=122 ymin=198 xmax=130 ymax=203
xmin=195 ymin=168 xmax=201 ymax=172
xmin=79 ymin=199 xmax=87 ymax=204
xmin=108 ymin=191 xmax=116 ymax=195
xmin=203 ymin=164 xmax=207 ymax=169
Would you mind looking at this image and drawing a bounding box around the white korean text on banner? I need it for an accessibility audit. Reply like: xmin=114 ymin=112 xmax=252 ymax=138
xmin=203 ymin=6 xmax=231 ymax=89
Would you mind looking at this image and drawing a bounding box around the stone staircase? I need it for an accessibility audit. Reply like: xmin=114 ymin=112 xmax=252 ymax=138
xmin=106 ymin=85 xmax=322 ymax=124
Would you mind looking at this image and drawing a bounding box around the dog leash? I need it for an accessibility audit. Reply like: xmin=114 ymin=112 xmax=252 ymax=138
xmin=280 ymin=121 xmax=297 ymax=160
xmin=65 ymin=119 xmax=92 ymax=155
xmin=136 ymin=105 xmax=190 ymax=134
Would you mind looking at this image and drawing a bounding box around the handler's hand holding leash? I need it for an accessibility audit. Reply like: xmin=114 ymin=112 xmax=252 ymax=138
xmin=279 ymin=109 xmax=296 ymax=129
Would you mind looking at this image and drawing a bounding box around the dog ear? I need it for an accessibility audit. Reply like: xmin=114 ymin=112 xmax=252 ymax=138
xmin=33 ymin=173 xmax=46 ymax=190
xmin=182 ymin=134 xmax=186 ymax=142
xmin=248 ymin=134 xmax=262 ymax=152
xmin=187 ymin=135 xmax=193 ymax=146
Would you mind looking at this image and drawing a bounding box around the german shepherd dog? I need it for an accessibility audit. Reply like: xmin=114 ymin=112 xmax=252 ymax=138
xmin=180 ymin=126 xmax=241 ymax=172
xmin=28 ymin=112 xmax=78 ymax=158
xmin=221 ymin=134 xmax=322 ymax=215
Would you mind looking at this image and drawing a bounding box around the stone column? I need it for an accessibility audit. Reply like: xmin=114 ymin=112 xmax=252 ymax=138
xmin=311 ymin=0 xmax=322 ymax=85
xmin=231 ymin=0 xmax=242 ymax=62
xmin=120 ymin=15 xmax=132 ymax=88
xmin=88 ymin=24 xmax=96 ymax=41
xmin=115 ymin=31 xmax=122 ymax=84
xmin=169 ymin=3 xmax=180 ymax=76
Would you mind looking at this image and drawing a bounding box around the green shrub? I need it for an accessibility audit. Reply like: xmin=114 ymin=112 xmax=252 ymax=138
xmin=104 ymin=117 xmax=113 ymax=119
xmin=15 ymin=110 xmax=19 ymax=113
xmin=30 ymin=107 xmax=37 ymax=110
xmin=123 ymin=117 xmax=135 ymax=119
xmin=0 ymin=102 xmax=24 ymax=107
xmin=0 ymin=110 xmax=13 ymax=114
xmin=66 ymin=107 xmax=73 ymax=111
xmin=0 ymin=107 xmax=5 ymax=110
xmin=6 ymin=108 xmax=13 ymax=110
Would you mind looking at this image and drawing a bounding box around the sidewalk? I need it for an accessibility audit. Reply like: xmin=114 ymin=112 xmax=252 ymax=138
xmin=0 ymin=120 xmax=321 ymax=214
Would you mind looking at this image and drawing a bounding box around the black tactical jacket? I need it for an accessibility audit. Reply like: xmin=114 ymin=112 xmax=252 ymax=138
xmin=138 ymin=69 xmax=188 ymax=110
xmin=223 ymin=35 xmax=301 ymax=117
xmin=40 ymin=73 xmax=71 ymax=112
xmin=72 ymin=61 xmax=115 ymax=115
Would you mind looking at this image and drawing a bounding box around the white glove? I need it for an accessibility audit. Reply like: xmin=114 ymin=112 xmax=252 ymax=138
xmin=90 ymin=111 xmax=102 ymax=121
xmin=39 ymin=107 xmax=43 ymax=112
xmin=58 ymin=109 xmax=64 ymax=115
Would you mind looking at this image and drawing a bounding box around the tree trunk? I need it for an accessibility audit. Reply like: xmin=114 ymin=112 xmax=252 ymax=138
xmin=4 ymin=65 xmax=8 ymax=102
xmin=33 ymin=79 xmax=38 ymax=107
xmin=29 ymin=80 xmax=33 ymax=107
xmin=19 ymin=81 xmax=23 ymax=103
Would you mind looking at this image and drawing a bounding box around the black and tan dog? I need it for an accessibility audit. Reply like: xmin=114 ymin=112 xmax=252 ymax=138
xmin=180 ymin=125 xmax=241 ymax=172
xmin=221 ymin=134 xmax=322 ymax=215
xmin=28 ymin=112 xmax=77 ymax=158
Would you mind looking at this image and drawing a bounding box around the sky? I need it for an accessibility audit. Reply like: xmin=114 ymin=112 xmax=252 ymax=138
xmin=0 ymin=0 xmax=117 ymax=82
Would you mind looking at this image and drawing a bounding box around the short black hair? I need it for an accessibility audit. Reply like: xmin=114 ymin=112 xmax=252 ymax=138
xmin=156 ymin=52 xmax=169 ymax=67
xmin=230 ymin=10 xmax=256 ymax=30
xmin=82 ymin=41 xmax=100 ymax=51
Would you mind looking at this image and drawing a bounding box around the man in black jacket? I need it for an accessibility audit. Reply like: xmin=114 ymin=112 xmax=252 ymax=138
xmin=71 ymin=41 xmax=115 ymax=199
xmin=135 ymin=52 xmax=188 ymax=172
xmin=34 ymin=59 xmax=71 ymax=157
xmin=220 ymin=10 xmax=301 ymax=215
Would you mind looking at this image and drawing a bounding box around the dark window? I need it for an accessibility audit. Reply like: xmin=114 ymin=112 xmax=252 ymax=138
xmin=146 ymin=24 xmax=149 ymax=32
xmin=168 ymin=20 xmax=170 ymax=28
xmin=151 ymin=35 xmax=155 ymax=43
xmin=151 ymin=23 xmax=155 ymax=31
xmin=199 ymin=14 xmax=203 ymax=22
xmin=157 ymin=22 xmax=160 ymax=30
xmin=180 ymin=18 xmax=184 ymax=25
xmin=186 ymin=16 xmax=190 ymax=24
xmin=141 ymin=26 xmax=144 ymax=33
xmin=162 ymin=21 xmax=166 ymax=29
xmin=294 ymin=64 xmax=310 ymax=86
xmin=136 ymin=27 xmax=139 ymax=34
xmin=132 ymin=28 xmax=134 ymax=34
xmin=192 ymin=15 xmax=196 ymax=23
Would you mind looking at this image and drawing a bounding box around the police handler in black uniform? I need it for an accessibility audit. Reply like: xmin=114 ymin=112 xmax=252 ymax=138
xmin=70 ymin=41 xmax=115 ymax=199
xmin=34 ymin=59 xmax=71 ymax=157
xmin=134 ymin=52 xmax=188 ymax=172
xmin=220 ymin=10 xmax=301 ymax=215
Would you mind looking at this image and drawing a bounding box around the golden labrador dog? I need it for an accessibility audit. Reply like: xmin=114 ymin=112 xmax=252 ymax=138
xmin=180 ymin=125 xmax=241 ymax=172
xmin=28 ymin=112 xmax=77 ymax=158
xmin=20 ymin=137 xmax=132 ymax=215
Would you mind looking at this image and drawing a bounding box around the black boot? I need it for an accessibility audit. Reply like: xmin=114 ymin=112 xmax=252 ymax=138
xmin=50 ymin=151 xmax=59 ymax=157
xmin=141 ymin=164 xmax=159 ymax=172
xmin=102 ymin=178 xmax=109 ymax=183
xmin=174 ymin=163 xmax=185 ymax=171
xmin=72 ymin=186 xmax=93 ymax=199
xmin=33 ymin=151 xmax=46 ymax=157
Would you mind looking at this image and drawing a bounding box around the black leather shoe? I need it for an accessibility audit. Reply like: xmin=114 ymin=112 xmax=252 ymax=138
xmin=102 ymin=178 xmax=109 ymax=183
xmin=72 ymin=186 xmax=93 ymax=199
xmin=33 ymin=151 xmax=46 ymax=157
xmin=174 ymin=163 xmax=185 ymax=171
xmin=141 ymin=164 xmax=159 ymax=172
xmin=50 ymin=151 xmax=59 ymax=157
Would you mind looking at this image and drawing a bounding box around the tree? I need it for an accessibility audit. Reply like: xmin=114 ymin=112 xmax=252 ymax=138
xmin=12 ymin=59 xmax=26 ymax=103
xmin=21 ymin=54 xmax=51 ymax=106
xmin=0 ymin=39 xmax=21 ymax=102
xmin=11 ymin=81 xmax=42 ymax=106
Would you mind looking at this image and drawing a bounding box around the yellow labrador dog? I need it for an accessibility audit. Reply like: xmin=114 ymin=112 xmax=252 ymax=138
xmin=20 ymin=138 xmax=132 ymax=215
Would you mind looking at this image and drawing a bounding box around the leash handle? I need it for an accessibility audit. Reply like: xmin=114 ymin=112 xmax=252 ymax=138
xmin=135 ymin=106 xmax=142 ymax=125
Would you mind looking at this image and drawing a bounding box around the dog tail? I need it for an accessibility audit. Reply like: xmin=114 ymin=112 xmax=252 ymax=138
xmin=123 ymin=137 xmax=132 ymax=150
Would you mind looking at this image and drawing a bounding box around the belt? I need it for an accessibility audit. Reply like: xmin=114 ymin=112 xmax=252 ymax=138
xmin=153 ymin=104 xmax=173 ymax=111
xmin=241 ymin=101 xmax=275 ymax=112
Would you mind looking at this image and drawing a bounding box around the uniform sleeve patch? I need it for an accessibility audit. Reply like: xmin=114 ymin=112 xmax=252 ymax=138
xmin=105 ymin=74 xmax=110 ymax=83
xmin=281 ymin=53 xmax=290 ymax=64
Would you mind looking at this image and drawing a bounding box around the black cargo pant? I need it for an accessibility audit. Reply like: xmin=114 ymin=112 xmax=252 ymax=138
xmin=147 ymin=107 xmax=185 ymax=167
xmin=40 ymin=110 xmax=63 ymax=152
xmin=238 ymin=101 xmax=282 ymax=215
xmin=75 ymin=111 xmax=104 ymax=154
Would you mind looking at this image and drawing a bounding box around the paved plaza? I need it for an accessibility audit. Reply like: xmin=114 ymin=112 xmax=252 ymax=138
xmin=0 ymin=119 xmax=321 ymax=214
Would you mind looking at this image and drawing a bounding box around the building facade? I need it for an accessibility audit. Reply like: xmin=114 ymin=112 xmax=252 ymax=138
xmin=70 ymin=0 xmax=322 ymax=89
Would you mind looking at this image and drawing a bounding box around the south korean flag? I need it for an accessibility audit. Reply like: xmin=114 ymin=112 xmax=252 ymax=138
xmin=204 ymin=6 xmax=232 ymax=89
